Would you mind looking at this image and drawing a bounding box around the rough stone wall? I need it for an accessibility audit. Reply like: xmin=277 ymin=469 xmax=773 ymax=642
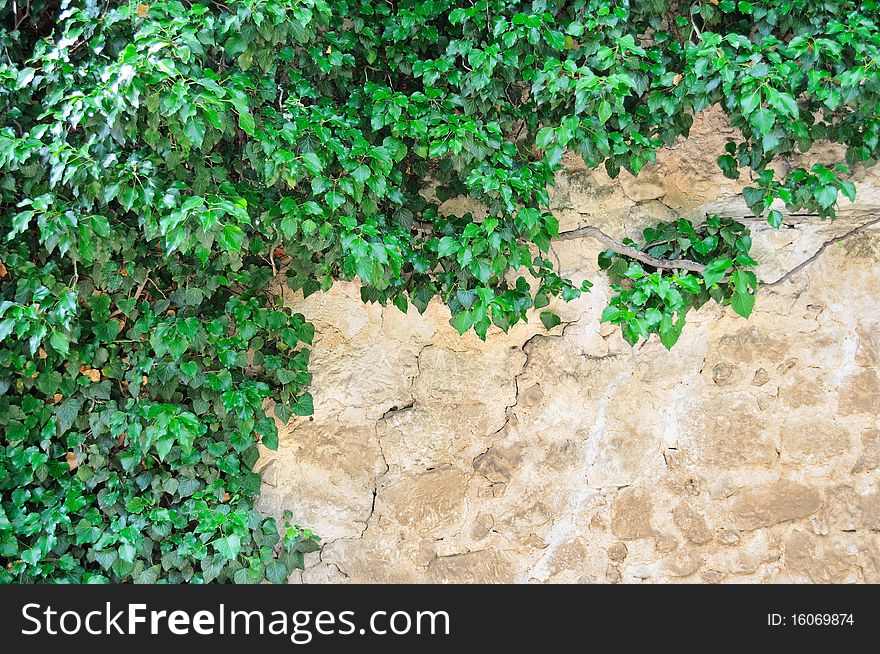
xmin=257 ymin=109 xmax=880 ymax=583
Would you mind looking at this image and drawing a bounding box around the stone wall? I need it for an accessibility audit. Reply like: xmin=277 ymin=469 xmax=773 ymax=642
xmin=257 ymin=110 xmax=880 ymax=583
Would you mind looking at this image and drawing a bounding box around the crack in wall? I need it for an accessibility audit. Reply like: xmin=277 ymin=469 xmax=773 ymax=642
xmin=358 ymin=342 xmax=432 ymax=539
xmin=765 ymin=216 xmax=880 ymax=287
xmin=304 ymin=343 xmax=428 ymax=580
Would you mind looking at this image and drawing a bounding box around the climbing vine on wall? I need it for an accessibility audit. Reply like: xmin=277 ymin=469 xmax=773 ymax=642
xmin=1 ymin=1 xmax=878 ymax=582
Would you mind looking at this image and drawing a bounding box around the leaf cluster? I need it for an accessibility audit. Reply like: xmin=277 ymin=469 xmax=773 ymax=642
xmin=599 ymin=216 xmax=758 ymax=348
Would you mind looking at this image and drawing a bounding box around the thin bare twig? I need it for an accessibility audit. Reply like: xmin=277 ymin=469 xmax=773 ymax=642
xmin=268 ymin=245 xmax=278 ymax=277
xmin=557 ymin=225 xmax=707 ymax=273
xmin=146 ymin=277 xmax=167 ymax=299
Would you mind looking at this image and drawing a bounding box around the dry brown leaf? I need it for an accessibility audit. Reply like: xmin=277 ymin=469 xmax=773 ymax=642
xmin=673 ymin=73 xmax=683 ymax=86
xmin=38 ymin=347 xmax=48 ymax=360
xmin=52 ymin=393 xmax=63 ymax=404
xmin=0 ymin=262 xmax=7 ymax=278
xmin=136 ymin=4 xmax=150 ymax=18
xmin=81 ymin=367 xmax=101 ymax=383
xmin=223 ymin=493 xmax=231 ymax=502
xmin=120 ymin=266 xmax=128 ymax=277
xmin=66 ymin=451 xmax=79 ymax=471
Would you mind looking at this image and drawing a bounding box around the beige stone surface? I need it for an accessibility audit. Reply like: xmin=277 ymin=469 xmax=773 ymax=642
xmin=259 ymin=108 xmax=880 ymax=583
xmin=732 ymin=479 xmax=822 ymax=530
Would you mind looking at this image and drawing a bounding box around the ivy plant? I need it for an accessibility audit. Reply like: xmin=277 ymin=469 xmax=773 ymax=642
xmin=1 ymin=1 xmax=878 ymax=582
xmin=599 ymin=216 xmax=758 ymax=348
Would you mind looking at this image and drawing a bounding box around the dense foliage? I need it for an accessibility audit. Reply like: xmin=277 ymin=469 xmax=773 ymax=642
xmin=1 ymin=1 xmax=877 ymax=582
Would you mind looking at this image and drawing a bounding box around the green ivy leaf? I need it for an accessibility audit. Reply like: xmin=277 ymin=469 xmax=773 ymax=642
xmin=702 ymin=258 xmax=733 ymax=288
xmin=740 ymin=91 xmax=761 ymax=115
xmin=452 ymin=310 xmax=474 ymax=335
xmin=767 ymin=209 xmax=784 ymax=229
xmin=750 ymin=108 xmax=775 ymax=133
xmin=437 ymin=236 xmax=459 ymax=258
xmin=597 ymin=100 xmax=612 ymax=124
xmin=623 ymin=262 xmax=645 ymax=279
xmin=535 ymin=126 xmax=555 ymax=149
xmin=266 ymin=561 xmax=288 ymax=584
xmin=238 ymin=109 xmax=255 ymax=135
xmin=775 ymin=92 xmax=799 ymax=118
xmin=133 ymin=565 xmax=161 ymax=584
xmin=213 ymin=535 xmax=241 ymax=561
xmin=839 ymin=180 xmax=857 ymax=203
xmin=49 ymin=331 xmax=69 ymax=356
xmin=659 ymin=315 xmax=685 ymax=350
xmin=540 ymin=311 xmax=561 ymax=330
xmin=219 ymin=224 xmax=245 ymax=252
xmin=742 ymin=186 xmax=765 ymax=212
xmin=291 ymin=393 xmax=314 ymax=416
xmin=302 ymin=152 xmax=323 ymax=175
xmin=815 ymin=185 xmax=838 ymax=209
xmin=731 ymin=291 xmax=755 ymax=318
xmin=352 ymin=164 xmax=371 ymax=183
xmin=675 ymin=275 xmax=701 ymax=294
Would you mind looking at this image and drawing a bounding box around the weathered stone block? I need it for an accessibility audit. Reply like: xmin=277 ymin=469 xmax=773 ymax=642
xmin=733 ymin=480 xmax=821 ymax=530
xmin=611 ymin=489 xmax=655 ymax=540
xmin=673 ymin=503 xmax=713 ymax=545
